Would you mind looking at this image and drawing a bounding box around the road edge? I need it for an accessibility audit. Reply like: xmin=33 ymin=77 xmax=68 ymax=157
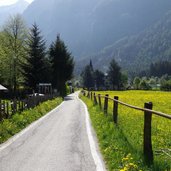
xmin=78 ymin=94 xmax=106 ymax=171
xmin=0 ymin=101 xmax=65 ymax=152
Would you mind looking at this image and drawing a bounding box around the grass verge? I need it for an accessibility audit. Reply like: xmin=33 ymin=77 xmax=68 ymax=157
xmin=0 ymin=97 xmax=62 ymax=144
xmin=81 ymin=93 xmax=171 ymax=171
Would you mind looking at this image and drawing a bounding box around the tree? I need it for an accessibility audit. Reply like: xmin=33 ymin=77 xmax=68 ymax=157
xmin=139 ymin=79 xmax=151 ymax=90
xmin=81 ymin=65 xmax=94 ymax=90
xmin=89 ymin=59 xmax=94 ymax=72
xmin=0 ymin=32 xmax=10 ymax=85
xmin=22 ymin=23 xmax=49 ymax=91
xmin=94 ymin=70 xmax=105 ymax=90
xmin=133 ymin=77 xmax=141 ymax=89
xmin=107 ymin=59 xmax=122 ymax=90
xmin=3 ymin=14 xmax=28 ymax=95
xmin=49 ymin=35 xmax=74 ymax=97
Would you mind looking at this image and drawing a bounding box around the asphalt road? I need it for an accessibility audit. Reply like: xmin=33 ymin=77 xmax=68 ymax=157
xmin=0 ymin=92 xmax=106 ymax=171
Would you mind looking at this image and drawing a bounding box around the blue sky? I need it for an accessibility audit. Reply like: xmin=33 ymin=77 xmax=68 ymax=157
xmin=0 ymin=0 xmax=34 ymax=6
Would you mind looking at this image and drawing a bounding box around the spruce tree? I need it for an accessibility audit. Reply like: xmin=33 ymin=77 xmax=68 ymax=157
xmin=81 ymin=65 xmax=94 ymax=90
xmin=22 ymin=23 xmax=48 ymax=91
xmin=49 ymin=35 xmax=74 ymax=97
xmin=107 ymin=59 xmax=121 ymax=90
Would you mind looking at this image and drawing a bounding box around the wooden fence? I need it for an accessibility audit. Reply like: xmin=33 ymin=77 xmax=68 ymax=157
xmin=0 ymin=94 xmax=55 ymax=121
xmin=82 ymin=90 xmax=171 ymax=164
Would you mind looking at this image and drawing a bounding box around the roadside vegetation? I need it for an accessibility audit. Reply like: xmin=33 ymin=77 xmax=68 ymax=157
xmin=0 ymin=97 xmax=62 ymax=144
xmin=81 ymin=90 xmax=171 ymax=171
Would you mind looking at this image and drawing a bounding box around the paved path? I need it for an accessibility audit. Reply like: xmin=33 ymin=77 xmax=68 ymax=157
xmin=0 ymin=92 xmax=106 ymax=171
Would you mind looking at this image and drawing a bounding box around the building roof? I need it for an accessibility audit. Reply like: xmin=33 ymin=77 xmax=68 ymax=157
xmin=0 ymin=84 xmax=8 ymax=91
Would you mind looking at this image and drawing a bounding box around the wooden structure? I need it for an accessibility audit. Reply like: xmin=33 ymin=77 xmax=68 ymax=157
xmin=38 ymin=83 xmax=52 ymax=94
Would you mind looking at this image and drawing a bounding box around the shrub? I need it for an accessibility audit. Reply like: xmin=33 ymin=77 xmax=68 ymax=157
xmin=160 ymin=80 xmax=171 ymax=91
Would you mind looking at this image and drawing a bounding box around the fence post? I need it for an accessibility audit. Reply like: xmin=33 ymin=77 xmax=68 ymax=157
xmin=144 ymin=102 xmax=153 ymax=164
xmin=98 ymin=94 xmax=102 ymax=109
xmin=87 ymin=91 xmax=90 ymax=98
xmin=94 ymin=93 xmax=97 ymax=105
xmin=104 ymin=94 xmax=109 ymax=115
xmin=113 ymin=96 xmax=119 ymax=124
xmin=6 ymin=102 xmax=9 ymax=119
xmin=18 ymin=100 xmax=21 ymax=112
xmin=90 ymin=92 xmax=93 ymax=100
xmin=21 ymin=101 xmax=24 ymax=111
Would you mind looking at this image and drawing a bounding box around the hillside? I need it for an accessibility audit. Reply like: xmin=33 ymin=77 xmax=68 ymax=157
xmin=76 ymin=11 xmax=171 ymax=75
xmin=0 ymin=0 xmax=29 ymax=26
xmin=23 ymin=0 xmax=171 ymax=57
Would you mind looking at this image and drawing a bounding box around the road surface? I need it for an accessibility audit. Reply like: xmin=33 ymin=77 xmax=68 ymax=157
xmin=0 ymin=92 xmax=106 ymax=171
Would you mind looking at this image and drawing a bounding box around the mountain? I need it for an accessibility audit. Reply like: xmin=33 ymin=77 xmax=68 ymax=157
xmin=23 ymin=0 xmax=171 ymax=57
xmin=0 ymin=0 xmax=29 ymax=27
xmin=76 ymin=11 xmax=171 ymax=75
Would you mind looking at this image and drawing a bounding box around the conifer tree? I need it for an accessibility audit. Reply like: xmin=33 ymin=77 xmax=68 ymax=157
xmin=107 ymin=59 xmax=122 ymax=90
xmin=49 ymin=35 xmax=74 ymax=97
xmin=22 ymin=23 xmax=49 ymax=91
xmin=81 ymin=65 xmax=94 ymax=90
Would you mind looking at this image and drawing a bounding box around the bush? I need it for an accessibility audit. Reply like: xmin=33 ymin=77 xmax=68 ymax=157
xmin=139 ymin=80 xmax=151 ymax=90
xmin=160 ymin=80 xmax=171 ymax=91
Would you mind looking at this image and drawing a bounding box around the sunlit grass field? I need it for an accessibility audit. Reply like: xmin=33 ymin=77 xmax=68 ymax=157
xmin=81 ymin=90 xmax=171 ymax=171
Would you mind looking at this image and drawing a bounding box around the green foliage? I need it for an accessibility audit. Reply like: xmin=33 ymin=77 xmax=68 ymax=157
xmin=133 ymin=77 xmax=141 ymax=90
xmin=160 ymin=80 xmax=171 ymax=91
xmin=3 ymin=14 xmax=28 ymax=93
xmin=139 ymin=80 xmax=151 ymax=90
xmin=22 ymin=23 xmax=50 ymax=91
xmin=94 ymin=69 xmax=105 ymax=89
xmin=81 ymin=65 xmax=94 ymax=89
xmin=107 ymin=59 xmax=122 ymax=90
xmin=81 ymin=91 xmax=171 ymax=170
xmin=49 ymin=35 xmax=74 ymax=97
xmin=0 ymin=97 xmax=62 ymax=144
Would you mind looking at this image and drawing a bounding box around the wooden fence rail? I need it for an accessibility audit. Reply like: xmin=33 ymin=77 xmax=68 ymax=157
xmin=0 ymin=94 xmax=55 ymax=122
xmin=82 ymin=90 xmax=171 ymax=165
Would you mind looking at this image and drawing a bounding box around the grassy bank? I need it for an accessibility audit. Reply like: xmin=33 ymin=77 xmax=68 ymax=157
xmin=0 ymin=97 xmax=62 ymax=144
xmin=81 ymin=90 xmax=171 ymax=171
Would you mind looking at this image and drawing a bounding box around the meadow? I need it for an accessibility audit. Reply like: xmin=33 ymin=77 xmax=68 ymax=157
xmin=81 ymin=90 xmax=171 ymax=171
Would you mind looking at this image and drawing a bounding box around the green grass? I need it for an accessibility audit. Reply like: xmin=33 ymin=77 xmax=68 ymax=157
xmin=0 ymin=97 xmax=62 ymax=144
xmin=81 ymin=90 xmax=171 ymax=171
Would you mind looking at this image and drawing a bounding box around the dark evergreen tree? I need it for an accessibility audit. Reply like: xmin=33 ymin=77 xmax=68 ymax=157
xmin=22 ymin=23 xmax=49 ymax=91
xmin=107 ymin=59 xmax=122 ymax=90
xmin=81 ymin=65 xmax=94 ymax=90
xmin=150 ymin=60 xmax=171 ymax=77
xmin=89 ymin=59 xmax=94 ymax=72
xmin=49 ymin=35 xmax=74 ymax=97
xmin=94 ymin=70 xmax=105 ymax=89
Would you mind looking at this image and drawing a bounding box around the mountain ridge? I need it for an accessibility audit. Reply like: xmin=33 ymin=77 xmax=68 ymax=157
xmin=23 ymin=0 xmax=171 ymax=57
xmin=76 ymin=11 xmax=171 ymax=75
xmin=0 ymin=0 xmax=29 ymax=26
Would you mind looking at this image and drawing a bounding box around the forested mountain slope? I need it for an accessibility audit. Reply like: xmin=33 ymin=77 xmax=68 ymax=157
xmin=23 ymin=0 xmax=171 ymax=57
xmin=76 ymin=11 xmax=171 ymax=75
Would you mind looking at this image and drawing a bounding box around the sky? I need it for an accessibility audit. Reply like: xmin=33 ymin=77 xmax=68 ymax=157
xmin=0 ymin=0 xmax=34 ymax=6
